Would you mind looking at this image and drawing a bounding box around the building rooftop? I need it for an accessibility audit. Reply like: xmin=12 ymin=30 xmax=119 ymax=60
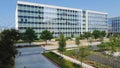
xmin=17 ymin=1 xmax=82 ymax=11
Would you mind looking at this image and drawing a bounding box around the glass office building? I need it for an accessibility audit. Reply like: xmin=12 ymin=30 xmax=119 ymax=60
xmin=16 ymin=1 xmax=82 ymax=37
xmin=84 ymin=10 xmax=108 ymax=33
xmin=108 ymin=16 xmax=120 ymax=33
xmin=16 ymin=1 xmax=108 ymax=37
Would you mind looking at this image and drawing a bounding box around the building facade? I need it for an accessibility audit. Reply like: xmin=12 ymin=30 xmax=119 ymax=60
xmin=16 ymin=1 xmax=108 ymax=37
xmin=108 ymin=16 xmax=120 ymax=33
xmin=85 ymin=10 xmax=108 ymax=32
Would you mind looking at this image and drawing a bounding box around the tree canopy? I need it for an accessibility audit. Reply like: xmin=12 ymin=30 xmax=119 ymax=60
xmin=92 ymin=30 xmax=101 ymax=39
xmin=75 ymin=37 xmax=80 ymax=46
xmin=101 ymin=31 xmax=106 ymax=37
xmin=0 ymin=29 xmax=19 ymax=67
xmin=78 ymin=46 xmax=91 ymax=67
xmin=40 ymin=30 xmax=53 ymax=45
xmin=23 ymin=28 xmax=37 ymax=44
xmin=83 ymin=32 xmax=91 ymax=40
xmin=58 ymin=34 xmax=66 ymax=52
xmin=71 ymin=34 xmax=74 ymax=38
xmin=98 ymin=36 xmax=119 ymax=54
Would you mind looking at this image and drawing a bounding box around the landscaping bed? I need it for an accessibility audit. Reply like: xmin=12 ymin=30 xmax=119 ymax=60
xmin=63 ymin=50 xmax=111 ymax=68
xmin=16 ymin=45 xmax=41 ymax=48
xmin=43 ymin=52 xmax=80 ymax=68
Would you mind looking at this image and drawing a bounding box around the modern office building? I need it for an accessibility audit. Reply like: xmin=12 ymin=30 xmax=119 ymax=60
xmin=83 ymin=10 xmax=108 ymax=32
xmin=108 ymin=16 xmax=120 ymax=33
xmin=16 ymin=1 xmax=108 ymax=37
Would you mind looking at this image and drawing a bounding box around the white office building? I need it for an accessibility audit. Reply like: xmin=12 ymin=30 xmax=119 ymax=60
xmin=16 ymin=1 xmax=108 ymax=37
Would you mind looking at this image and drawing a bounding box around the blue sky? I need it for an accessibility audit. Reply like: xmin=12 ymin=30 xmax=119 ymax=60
xmin=0 ymin=0 xmax=120 ymax=28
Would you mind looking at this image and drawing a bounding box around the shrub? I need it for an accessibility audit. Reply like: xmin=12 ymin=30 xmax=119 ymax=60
xmin=43 ymin=52 xmax=80 ymax=68
xmin=55 ymin=38 xmax=60 ymax=41
xmin=66 ymin=37 xmax=71 ymax=40
xmin=61 ymin=59 xmax=74 ymax=68
xmin=94 ymin=62 xmax=111 ymax=68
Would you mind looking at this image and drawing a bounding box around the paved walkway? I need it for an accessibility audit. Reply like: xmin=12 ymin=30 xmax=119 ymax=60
xmin=15 ymin=47 xmax=58 ymax=68
xmin=52 ymin=51 xmax=95 ymax=68
xmin=43 ymin=42 xmax=101 ymax=50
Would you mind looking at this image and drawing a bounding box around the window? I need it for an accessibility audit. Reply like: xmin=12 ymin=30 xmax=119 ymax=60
xmin=21 ymin=19 xmax=23 ymax=22
xmin=25 ymin=19 xmax=27 ymax=22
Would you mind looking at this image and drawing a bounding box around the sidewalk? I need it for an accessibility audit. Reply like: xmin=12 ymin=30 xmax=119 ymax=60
xmin=42 ymin=41 xmax=101 ymax=50
xmin=52 ymin=51 xmax=95 ymax=68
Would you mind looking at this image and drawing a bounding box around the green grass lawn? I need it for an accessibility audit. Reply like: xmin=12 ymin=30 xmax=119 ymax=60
xmin=43 ymin=52 xmax=81 ymax=68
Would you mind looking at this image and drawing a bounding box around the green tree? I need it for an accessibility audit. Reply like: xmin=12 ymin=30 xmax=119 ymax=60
xmin=89 ymin=38 xmax=93 ymax=45
xmin=58 ymin=34 xmax=66 ymax=53
xmin=0 ymin=29 xmax=19 ymax=68
xmin=100 ymin=36 xmax=104 ymax=42
xmin=92 ymin=30 xmax=101 ymax=40
xmin=0 ymin=29 xmax=20 ymax=43
xmin=109 ymin=36 xmax=115 ymax=42
xmin=98 ymin=41 xmax=118 ymax=54
xmin=75 ymin=37 xmax=80 ymax=59
xmin=98 ymin=42 xmax=109 ymax=51
xmin=80 ymin=34 xmax=84 ymax=40
xmin=101 ymin=31 xmax=106 ymax=37
xmin=40 ymin=30 xmax=53 ymax=45
xmin=75 ymin=37 xmax=80 ymax=46
xmin=71 ymin=34 xmax=74 ymax=38
xmin=78 ymin=46 xmax=91 ymax=67
xmin=113 ymin=34 xmax=120 ymax=37
xmin=23 ymin=28 xmax=37 ymax=45
xmin=114 ymin=38 xmax=120 ymax=47
xmin=91 ymin=35 xmax=95 ymax=39
xmin=83 ymin=32 xmax=91 ymax=40
xmin=98 ymin=35 xmax=119 ymax=58
xmin=109 ymin=42 xmax=118 ymax=54
xmin=107 ymin=33 xmax=112 ymax=38
xmin=109 ymin=36 xmax=118 ymax=54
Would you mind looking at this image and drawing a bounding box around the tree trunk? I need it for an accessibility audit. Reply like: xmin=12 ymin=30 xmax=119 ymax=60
xmin=87 ymin=37 xmax=89 ymax=41
xmin=81 ymin=57 xmax=83 ymax=68
xmin=29 ymin=42 xmax=31 ymax=46
xmin=45 ymin=40 xmax=47 ymax=45
xmin=95 ymin=38 xmax=96 ymax=42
